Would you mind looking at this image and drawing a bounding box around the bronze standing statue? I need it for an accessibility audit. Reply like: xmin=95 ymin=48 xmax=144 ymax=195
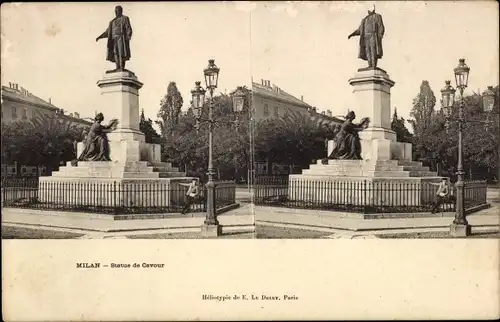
xmin=328 ymin=111 xmax=370 ymax=160
xmin=348 ymin=4 xmax=385 ymax=69
xmin=72 ymin=113 xmax=118 ymax=165
xmin=96 ymin=5 xmax=133 ymax=72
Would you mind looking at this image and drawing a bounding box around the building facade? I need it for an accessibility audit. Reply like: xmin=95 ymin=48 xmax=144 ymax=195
xmin=1 ymin=82 xmax=91 ymax=128
xmin=251 ymin=79 xmax=344 ymax=126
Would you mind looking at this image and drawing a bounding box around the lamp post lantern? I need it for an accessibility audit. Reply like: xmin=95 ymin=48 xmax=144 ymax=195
xmin=440 ymin=80 xmax=455 ymax=132
xmin=481 ymin=86 xmax=498 ymax=187
xmin=191 ymin=81 xmax=206 ymax=132
xmin=447 ymin=58 xmax=471 ymax=237
xmin=232 ymin=86 xmax=246 ymax=130
xmin=482 ymin=86 xmax=496 ymax=112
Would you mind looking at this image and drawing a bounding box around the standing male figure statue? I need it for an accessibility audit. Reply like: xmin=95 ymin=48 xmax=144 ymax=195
xmin=348 ymin=4 xmax=385 ymax=69
xmin=96 ymin=5 xmax=133 ymax=72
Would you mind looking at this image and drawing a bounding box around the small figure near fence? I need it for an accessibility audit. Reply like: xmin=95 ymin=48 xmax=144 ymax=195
xmin=180 ymin=179 xmax=200 ymax=215
xmin=431 ymin=178 xmax=450 ymax=214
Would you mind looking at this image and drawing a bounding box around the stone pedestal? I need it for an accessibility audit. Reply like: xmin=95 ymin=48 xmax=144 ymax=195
xmin=349 ymin=68 xmax=394 ymax=130
xmin=347 ymin=68 xmax=412 ymax=162
xmin=450 ymin=223 xmax=471 ymax=237
xmin=97 ymin=71 xmax=143 ymax=133
xmin=96 ymin=71 xmax=150 ymax=163
xmin=40 ymin=70 xmax=194 ymax=211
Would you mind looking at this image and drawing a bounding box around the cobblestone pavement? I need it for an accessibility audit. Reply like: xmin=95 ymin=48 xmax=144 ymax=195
xmin=255 ymin=225 xmax=332 ymax=239
xmin=127 ymin=231 xmax=256 ymax=239
xmin=1 ymin=224 xmax=256 ymax=239
xmin=2 ymin=225 xmax=84 ymax=239
xmin=377 ymin=231 xmax=500 ymax=239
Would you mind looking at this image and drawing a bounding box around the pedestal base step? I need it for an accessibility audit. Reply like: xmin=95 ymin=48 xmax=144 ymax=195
xmin=307 ymin=160 xmax=437 ymax=178
xmin=52 ymin=161 xmax=184 ymax=179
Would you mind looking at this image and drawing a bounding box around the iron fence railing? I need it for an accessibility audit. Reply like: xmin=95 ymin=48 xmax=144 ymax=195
xmin=213 ymin=181 xmax=237 ymax=209
xmin=463 ymin=180 xmax=488 ymax=209
xmin=1 ymin=178 xmax=236 ymax=215
xmin=253 ymin=176 xmax=488 ymax=214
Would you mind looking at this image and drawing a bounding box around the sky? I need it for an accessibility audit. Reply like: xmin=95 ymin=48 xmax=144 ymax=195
xmin=2 ymin=1 xmax=499 ymax=131
xmin=1 ymin=2 xmax=252 ymax=123
xmin=251 ymin=1 xmax=499 ymax=128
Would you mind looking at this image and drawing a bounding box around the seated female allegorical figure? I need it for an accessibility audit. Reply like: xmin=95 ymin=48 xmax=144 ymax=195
xmin=72 ymin=113 xmax=118 ymax=165
xmin=328 ymin=110 xmax=370 ymax=160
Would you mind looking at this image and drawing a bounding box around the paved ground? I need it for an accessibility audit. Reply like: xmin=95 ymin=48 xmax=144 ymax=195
xmin=2 ymin=226 xmax=85 ymax=239
xmin=2 ymin=203 xmax=254 ymax=233
xmin=255 ymin=225 xmax=332 ymax=239
xmin=0 ymin=224 xmax=334 ymax=239
xmin=377 ymin=230 xmax=500 ymax=239
xmin=255 ymin=203 xmax=499 ymax=231
xmin=487 ymin=186 xmax=499 ymax=203
xmin=235 ymin=187 xmax=252 ymax=203
xmin=127 ymin=231 xmax=255 ymax=239
xmin=1 ymin=225 xmax=255 ymax=239
xmin=4 ymin=223 xmax=498 ymax=240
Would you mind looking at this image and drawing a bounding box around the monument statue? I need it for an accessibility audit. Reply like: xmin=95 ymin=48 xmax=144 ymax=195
xmin=96 ymin=5 xmax=133 ymax=72
xmin=328 ymin=111 xmax=370 ymax=160
xmin=348 ymin=4 xmax=385 ymax=69
xmin=72 ymin=113 xmax=118 ymax=165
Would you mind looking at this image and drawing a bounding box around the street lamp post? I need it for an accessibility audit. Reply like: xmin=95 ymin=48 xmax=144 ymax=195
xmin=441 ymin=59 xmax=497 ymax=237
xmin=441 ymin=58 xmax=471 ymax=237
xmin=191 ymin=59 xmax=245 ymax=237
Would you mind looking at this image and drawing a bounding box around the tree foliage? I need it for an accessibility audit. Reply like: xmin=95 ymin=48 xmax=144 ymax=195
xmin=255 ymin=110 xmax=339 ymax=169
xmin=139 ymin=109 xmax=161 ymax=144
xmin=409 ymin=80 xmax=437 ymax=159
xmin=1 ymin=111 xmax=87 ymax=168
xmin=409 ymin=84 xmax=499 ymax=179
xmin=159 ymin=86 xmax=252 ymax=181
xmin=156 ymin=81 xmax=184 ymax=137
xmin=391 ymin=107 xmax=413 ymax=143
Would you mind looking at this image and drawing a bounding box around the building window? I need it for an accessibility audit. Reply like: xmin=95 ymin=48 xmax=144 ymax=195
xmin=11 ymin=107 xmax=17 ymax=119
xmin=21 ymin=108 xmax=28 ymax=119
xmin=263 ymin=104 xmax=269 ymax=116
xmin=274 ymin=106 xmax=279 ymax=117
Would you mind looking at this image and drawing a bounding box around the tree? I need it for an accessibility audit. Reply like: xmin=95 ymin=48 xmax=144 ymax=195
xmin=159 ymin=86 xmax=252 ymax=181
xmin=460 ymin=88 xmax=499 ymax=176
xmin=407 ymin=84 xmax=499 ymax=181
xmin=139 ymin=109 xmax=161 ymax=144
xmin=1 ymin=111 xmax=87 ymax=168
xmin=409 ymin=80 xmax=437 ymax=160
xmin=255 ymin=110 xmax=337 ymax=170
xmin=391 ymin=107 xmax=413 ymax=143
xmin=156 ymin=81 xmax=183 ymax=137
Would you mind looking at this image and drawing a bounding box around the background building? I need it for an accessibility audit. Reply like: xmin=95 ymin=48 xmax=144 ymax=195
xmin=1 ymin=82 xmax=91 ymax=129
xmin=1 ymin=83 xmax=92 ymax=177
xmin=252 ymin=79 xmax=344 ymax=126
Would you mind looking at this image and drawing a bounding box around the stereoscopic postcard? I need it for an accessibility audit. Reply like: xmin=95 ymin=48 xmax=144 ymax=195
xmin=1 ymin=1 xmax=499 ymax=321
